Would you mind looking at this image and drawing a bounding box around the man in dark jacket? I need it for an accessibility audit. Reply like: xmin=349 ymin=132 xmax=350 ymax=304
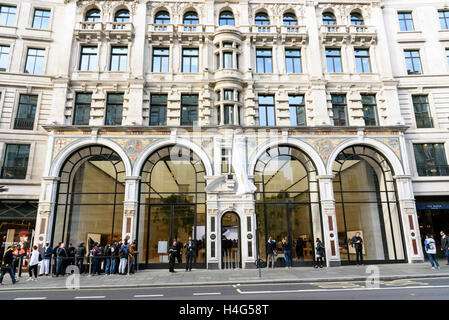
xmin=266 ymin=237 xmax=276 ymax=268
xmin=175 ymin=237 xmax=183 ymax=264
xmin=441 ymin=231 xmax=449 ymax=265
xmin=351 ymin=232 xmax=364 ymax=265
xmin=75 ymin=243 xmax=86 ymax=274
xmin=168 ymin=240 xmax=178 ymax=273
xmin=110 ymin=240 xmax=119 ymax=274
xmin=67 ymin=243 xmax=76 ymax=266
xmin=104 ymin=242 xmax=112 ymax=275
xmin=39 ymin=242 xmax=52 ymax=276
xmin=184 ymin=236 xmax=196 ymax=271
xmin=0 ymin=246 xmax=18 ymax=284
xmin=56 ymin=243 xmax=67 ymax=276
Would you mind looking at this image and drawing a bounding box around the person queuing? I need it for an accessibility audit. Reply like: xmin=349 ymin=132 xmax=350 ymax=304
xmin=351 ymin=232 xmax=364 ymax=265
xmin=110 ymin=240 xmax=119 ymax=275
xmin=56 ymin=243 xmax=67 ymax=277
xmin=424 ymin=234 xmax=440 ymax=270
xmin=168 ymin=240 xmax=178 ymax=273
xmin=129 ymin=241 xmax=138 ymax=274
xmin=176 ymin=237 xmax=183 ymax=264
xmin=27 ymin=245 xmax=40 ymax=281
xmin=184 ymin=236 xmax=195 ymax=272
xmin=282 ymin=237 xmax=292 ymax=269
xmin=266 ymin=236 xmax=276 ymax=269
xmin=118 ymin=240 xmax=130 ymax=275
xmin=0 ymin=245 xmax=18 ymax=285
xmin=67 ymin=243 xmax=76 ymax=266
xmin=12 ymin=244 xmax=26 ymax=278
xmin=90 ymin=242 xmax=102 ymax=275
xmin=104 ymin=242 xmax=112 ymax=275
xmin=75 ymin=242 xmax=86 ymax=274
xmin=314 ymin=238 xmax=325 ymax=268
xmin=441 ymin=231 xmax=449 ymax=265
xmin=52 ymin=242 xmax=61 ymax=276
xmin=39 ymin=242 xmax=52 ymax=276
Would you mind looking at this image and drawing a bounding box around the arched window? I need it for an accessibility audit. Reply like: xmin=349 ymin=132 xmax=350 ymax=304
xmin=155 ymin=11 xmax=170 ymax=24
xmin=114 ymin=9 xmax=130 ymax=23
xmin=350 ymin=12 xmax=364 ymax=25
xmin=322 ymin=12 xmax=336 ymax=25
xmin=219 ymin=10 xmax=234 ymax=26
xmin=85 ymin=8 xmax=100 ymax=22
xmin=283 ymin=12 xmax=297 ymax=26
xmin=255 ymin=12 xmax=270 ymax=25
xmin=183 ymin=11 xmax=199 ymax=25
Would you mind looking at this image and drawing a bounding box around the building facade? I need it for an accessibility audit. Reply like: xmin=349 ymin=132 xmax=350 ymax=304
xmin=4 ymin=0 xmax=449 ymax=269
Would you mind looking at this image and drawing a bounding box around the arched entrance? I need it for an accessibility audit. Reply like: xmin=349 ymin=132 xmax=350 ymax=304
xmin=137 ymin=145 xmax=206 ymax=268
xmin=332 ymin=145 xmax=406 ymax=263
xmin=221 ymin=212 xmax=241 ymax=269
xmin=254 ymin=145 xmax=322 ymax=267
xmin=52 ymin=146 xmax=125 ymax=249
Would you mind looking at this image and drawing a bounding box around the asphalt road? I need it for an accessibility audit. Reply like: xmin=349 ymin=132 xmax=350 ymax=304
xmin=0 ymin=277 xmax=449 ymax=300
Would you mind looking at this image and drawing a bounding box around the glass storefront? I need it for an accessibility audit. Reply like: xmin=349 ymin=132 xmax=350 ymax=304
xmin=221 ymin=212 xmax=240 ymax=269
xmin=333 ymin=145 xmax=406 ymax=263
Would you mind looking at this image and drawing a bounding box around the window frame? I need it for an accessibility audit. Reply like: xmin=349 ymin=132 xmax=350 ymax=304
xmin=256 ymin=48 xmax=273 ymax=73
xmin=0 ymin=4 xmax=16 ymax=27
xmin=79 ymin=45 xmax=98 ymax=71
xmin=152 ymin=47 xmax=169 ymax=72
xmin=0 ymin=44 xmax=10 ymax=72
xmin=412 ymin=95 xmax=433 ymax=128
xmin=354 ymin=48 xmax=371 ymax=73
xmin=361 ymin=94 xmax=378 ymax=126
xmin=219 ymin=10 xmax=234 ymax=26
xmin=326 ymin=48 xmax=342 ymax=73
xmin=404 ymin=49 xmax=422 ymax=75
xmin=0 ymin=144 xmax=31 ymax=180
xmin=149 ymin=94 xmax=167 ymax=126
xmin=288 ymin=94 xmax=306 ymax=126
xmin=73 ymin=93 xmax=92 ymax=125
xmin=331 ymin=94 xmax=348 ymax=126
xmin=180 ymin=94 xmax=198 ymax=126
xmin=258 ymin=94 xmax=276 ymax=126
xmin=109 ymin=46 xmax=128 ymax=72
xmin=24 ymin=47 xmax=45 ymax=75
xmin=397 ymin=11 xmax=414 ymax=32
xmin=182 ymin=48 xmax=199 ymax=73
xmin=105 ymin=93 xmax=124 ymax=125
xmin=285 ymin=49 xmax=302 ymax=74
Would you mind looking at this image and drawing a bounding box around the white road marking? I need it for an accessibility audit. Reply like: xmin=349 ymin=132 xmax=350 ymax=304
xmin=14 ymin=297 xmax=47 ymax=300
xmin=74 ymin=296 xmax=106 ymax=299
xmin=193 ymin=292 xmax=222 ymax=296
xmin=237 ymin=284 xmax=449 ymax=295
xmin=134 ymin=294 xmax=164 ymax=298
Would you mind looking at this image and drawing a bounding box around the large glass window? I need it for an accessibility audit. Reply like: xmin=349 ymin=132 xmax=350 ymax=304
xmin=155 ymin=11 xmax=170 ymax=24
xmin=322 ymin=12 xmax=336 ymax=25
xmin=24 ymin=48 xmax=45 ymax=74
xmin=258 ymin=95 xmax=275 ymax=126
xmin=414 ymin=143 xmax=448 ymax=176
xmin=0 ymin=45 xmax=9 ymax=72
xmin=181 ymin=94 xmax=198 ymax=126
xmin=182 ymin=48 xmax=199 ymax=72
xmin=255 ymin=12 xmax=269 ymax=25
xmin=333 ymin=146 xmax=406 ymax=263
xmin=404 ymin=50 xmax=422 ymax=74
xmin=355 ymin=48 xmax=371 ymax=73
xmin=326 ymin=49 xmax=342 ymax=73
xmin=283 ymin=13 xmax=297 ymax=26
xmin=1 ymin=144 xmax=30 ymax=179
xmin=331 ymin=94 xmax=347 ymax=126
xmin=79 ymin=46 xmax=97 ymax=71
xmin=105 ymin=93 xmax=123 ymax=125
xmin=85 ymin=8 xmax=100 ymax=22
xmin=350 ymin=12 xmax=364 ymax=26
xmin=183 ymin=11 xmax=199 ymax=25
xmin=412 ymin=95 xmax=433 ymax=128
xmin=398 ymin=12 xmax=414 ymax=31
xmin=73 ymin=93 xmax=92 ymax=125
xmin=289 ymin=95 xmax=306 ymax=126
xmin=361 ymin=94 xmax=378 ymax=126
xmin=114 ymin=9 xmax=130 ymax=23
xmin=0 ymin=5 xmax=16 ymax=26
xmin=14 ymin=94 xmax=37 ymax=130
xmin=149 ymin=94 xmax=167 ymax=126
xmin=223 ymin=51 xmax=232 ymax=69
xmin=152 ymin=48 xmax=169 ymax=72
xmin=32 ymin=9 xmax=51 ymax=29
xmin=110 ymin=47 xmax=127 ymax=72
xmin=285 ymin=49 xmax=301 ymax=73
xmin=439 ymin=10 xmax=449 ymax=30
xmin=219 ymin=11 xmax=234 ymax=26
xmin=256 ymin=49 xmax=272 ymax=73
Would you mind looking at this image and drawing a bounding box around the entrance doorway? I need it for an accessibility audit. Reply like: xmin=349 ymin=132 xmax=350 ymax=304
xmin=221 ymin=212 xmax=241 ymax=269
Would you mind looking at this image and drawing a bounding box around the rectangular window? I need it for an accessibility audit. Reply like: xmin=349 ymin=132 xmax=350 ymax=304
xmin=32 ymin=9 xmax=51 ymax=29
xmin=105 ymin=93 xmax=124 ymax=125
xmin=180 ymin=94 xmax=198 ymax=126
xmin=1 ymin=144 xmax=30 ymax=179
xmin=285 ymin=49 xmax=302 ymax=73
xmin=110 ymin=47 xmax=127 ymax=72
xmin=149 ymin=94 xmax=167 ymax=126
xmin=256 ymin=49 xmax=272 ymax=73
xmin=211 ymin=216 xmax=215 ymax=233
xmin=152 ymin=48 xmax=169 ymax=72
xmin=258 ymin=95 xmax=275 ymax=126
xmin=182 ymin=48 xmax=199 ymax=72
xmin=73 ymin=93 xmax=92 ymax=125
xmin=355 ymin=48 xmax=371 ymax=73
xmin=221 ymin=148 xmax=231 ymax=174
xmin=79 ymin=46 xmax=97 ymax=71
xmin=398 ymin=12 xmax=414 ymax=31
xmin=412 ymin=95 xmax=433 ymax=128
xmin=331 ymin=94 xmax=347 ymax=126
xmin=361 ymin=94 xmax=378 ymax=126
xmin=413 ymin=143 xmax=448 ymax=176
xmin=223 ymin=51 xmax=233 ymax=69
xmin=326 ymin=49 xmax=342 ymax=73
xmin=404 ymin=50 xmax=422 ymax=74
xmin=439 ymin=10 xmax=449 ymax=30
xmin=24 ymin=48 xmax=45 ymax=74
xmin=224 ymin=105 xmax=234 ymax=125
xmin=0 ymin=5 xmax=16 ymax=26
xmin=289 ymin=95 xmax=306 ymax=126
xmin=14 ymin=94 xmax=38 ymax=130
xmin=0 ymin=45 xmax=9 ymax=71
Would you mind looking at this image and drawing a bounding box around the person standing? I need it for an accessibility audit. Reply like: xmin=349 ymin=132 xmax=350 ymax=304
xmin=440 ymin=231 xmax=449 ymax=265
xmin=104 ymin=242 xmax=112 ymax=275
xmin=67 ymin=243 xmax=76 ymax=266
xmin=39 ymin=242 xmax=52 ymax=276
xmin=424 ymin=234 xmax=440 ymax=270
xmin=75 ymin=242 xmax=86 ymax=274
xmin=351 ymin=232 xmax=364 ymax=265
xmin=118 ymin=240 xmax=129 ymax=275
xmin=266 ymin=237 xmax=276 ymax=269
xmin=128 ymin=241 xmax=138 ymax=274
xmin=56 ymin=243 xmax=67 ymax=276
xmin=282 ymin=237 xmax=292 ymax=269
xmin=110 ymin=240 xmax=119 ymax=275
xmin=176 ymin=237 xmax=183 ymax=264
xmin=27 ymin=245 xmax=40 ymax=281
xmin=184 ymin=236 xmax=195 ymax=272
xmin=314 ymin=238 xmax=325 ymax=268
xmin=0 ymin=246 xmax=18 ymax=285
xmin=90 ymin=243 xmax=102 ymax=275
xmin=168 ymin=240 xmax=178 ymax=273
xmin=13 ymin=244 xmax=26 ymax=278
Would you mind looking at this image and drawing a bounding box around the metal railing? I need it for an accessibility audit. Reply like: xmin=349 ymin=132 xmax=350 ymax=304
xmin=223 ymin=249 xmax=240 ymax=270
xmin=417 ymin=165 xmax=449 ymax=176
xmin=14 ymin=117 xmax=34 ymax=130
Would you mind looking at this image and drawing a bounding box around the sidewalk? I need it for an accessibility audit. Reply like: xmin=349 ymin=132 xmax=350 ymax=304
xmin=1 ymin=262 xmax=449 ymax=291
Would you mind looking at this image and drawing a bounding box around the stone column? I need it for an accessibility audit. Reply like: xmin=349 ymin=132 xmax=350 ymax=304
xmin=34 ymin=177 xmax=60 ymax=247
xmin=122 ymin=176 xmax=141 ymax=243
xmin=317 ymin=175 xmax=341 ymax=266
xmin=206 ymin=206 xmax=219 ymax=269
xmin=394 ymin=175 xmax=424 ymax=263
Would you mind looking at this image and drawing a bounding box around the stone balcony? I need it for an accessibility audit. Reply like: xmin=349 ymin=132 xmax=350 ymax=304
xmin=280 ymin=25 xmax=307 ymax=45
xmin=348 ymin=25 xmax=377 ymax=45
xmin=320 ymin=24 xmax=377 ymax=45
xmin=250 ymin=25 xmax=278 ymax=43
xmin=104 ymin=22 xmax=134 ymax=43
xmin=319 ymin=25 xmax=348 ymax=45
xmin=74 ymin=21 xmax=103 ymax=42
xmin=75 ymin=21 xmax=134 ymax=43
xmin=177 ymin=24 xmax=204 ymax=42
xmin=147 ymin=24 xmax=174 ymax=43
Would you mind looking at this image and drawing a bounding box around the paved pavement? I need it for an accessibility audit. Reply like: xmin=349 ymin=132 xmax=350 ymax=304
xmin=1 ymin=261 xmax=449 ymax=291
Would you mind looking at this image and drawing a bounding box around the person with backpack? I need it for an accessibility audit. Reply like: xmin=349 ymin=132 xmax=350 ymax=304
xmin=39 ymin=242 xmax=52 ymax=276
xmin=424 ymin=234 xmax=440 ymax=270
xmin=118 ymin=240 xmax=129 ymax=275
xmin=75 ymin=242 xmax=86 ymax=274
xmin=314 ymin=238 xmax=326 ymax=268
xmin=0 ymin=245 xmax=18 ymax=285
